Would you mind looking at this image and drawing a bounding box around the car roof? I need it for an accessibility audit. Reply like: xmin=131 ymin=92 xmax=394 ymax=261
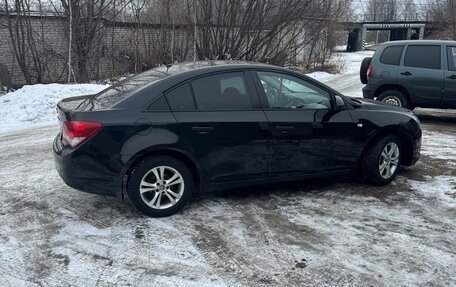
xmin=149 ymin=61 xmax=301 ymax=90
xmin=116 ymin=60 xmax=341 ymax=110
xmin=158 ymin=61 xmax=288 ymax=78
xmin=381 ymin=40 xmax=456 ymax=46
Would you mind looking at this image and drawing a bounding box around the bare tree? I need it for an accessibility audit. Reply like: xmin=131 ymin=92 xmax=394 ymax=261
xmin=176 ymin=0 xmax=351 ymax=67
xmin=400 ymin=0 xmax=417 ymax=21
xmin=364 ymin=0 xmax=399 ymax=21
xmin=1 ymin=0 xmax=353 ymax=84
xmin=3 ymin=0 xmax=58 ymax=84
xmin=427 ymin=0 xmax=456 ymax=40
xmin=60 ymin=0 xmax=118 ymax=81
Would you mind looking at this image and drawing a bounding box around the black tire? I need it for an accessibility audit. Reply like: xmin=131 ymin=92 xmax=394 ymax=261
xmin=360 ymin=57 xmax=372 ymax=84
xmin=127 ymin=156 xmax=194 ymax=217
xmin=377 ymin=89 xmax=409 ymax=109
xmin=362 ymin=136 xmax=402 ymax=186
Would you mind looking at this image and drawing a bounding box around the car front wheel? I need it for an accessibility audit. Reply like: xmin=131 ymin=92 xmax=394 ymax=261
xmin=362 ymin=136 xmax=401 ymax=186
xmin=128 ymin=156 xmax=194 ymax=217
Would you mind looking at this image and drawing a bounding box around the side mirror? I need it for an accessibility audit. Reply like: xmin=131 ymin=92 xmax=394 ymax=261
xmin=335 ymin=95 xmax=346 ymax=109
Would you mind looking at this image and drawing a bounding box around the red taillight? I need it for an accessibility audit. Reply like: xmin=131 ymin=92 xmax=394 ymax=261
xmin=62 ymin=121 xmax=102 ymax=148
xmin=367 ymin=64 xmax=373 ymax=81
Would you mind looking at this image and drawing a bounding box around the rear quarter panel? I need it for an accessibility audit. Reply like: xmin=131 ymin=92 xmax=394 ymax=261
xmin=70 ymin=109 xmax=199 ymax=180
xmin=368 ymin=45 xmax=400 ymax=90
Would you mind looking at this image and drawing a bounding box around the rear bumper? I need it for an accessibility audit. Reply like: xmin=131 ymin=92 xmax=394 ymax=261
xmin=53 ymin=134 xmax=122 ymax=198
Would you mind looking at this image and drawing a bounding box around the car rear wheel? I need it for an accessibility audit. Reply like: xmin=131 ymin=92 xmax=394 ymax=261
xmin=362 ymin=136 xmax=401 ymax=186
xmin=128 ymin=156 xmax=194 ymax=217
xmin=377 ymin=90 xmax=409 ymax=109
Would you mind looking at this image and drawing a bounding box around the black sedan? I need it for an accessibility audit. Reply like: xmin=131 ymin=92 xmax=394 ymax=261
xmin=53 ymin=62 xmax=421 ymax=217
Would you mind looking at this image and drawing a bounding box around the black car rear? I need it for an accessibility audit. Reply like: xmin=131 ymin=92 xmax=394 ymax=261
xmin=54 ymin=62 xmax=421 ymax=217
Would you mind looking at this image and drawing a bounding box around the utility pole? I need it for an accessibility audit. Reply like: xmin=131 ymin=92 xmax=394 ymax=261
xmin=193 ymin=1 xmax=197 ymax=62
xmin=67 ymin=0 xmax=73 ymax=83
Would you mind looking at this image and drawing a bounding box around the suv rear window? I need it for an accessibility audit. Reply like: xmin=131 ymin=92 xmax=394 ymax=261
xmin=404 ymin=45 xmax=441 ymax=70
xmin=448 ymin=47 xmax=456 ymax=71
xmin=380 ymin=45 xmax=404 ymax=65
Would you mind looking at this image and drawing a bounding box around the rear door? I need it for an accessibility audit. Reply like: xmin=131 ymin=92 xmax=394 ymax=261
xmin=398 ymin=44 xmax=444 ymax=108
xmin=167 ymin=71 xmax=269 ymax=184
xmin=443 ymin=45 xmax=456 ymax=108
xmin=252 ymin=70 xmax=358 ymax=178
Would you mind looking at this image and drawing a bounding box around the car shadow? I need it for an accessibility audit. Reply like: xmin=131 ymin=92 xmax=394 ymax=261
xmin=190 ymin=173 xmax=402 ymax=205
xmin=414 ymin=108 xmax=456 ymax=128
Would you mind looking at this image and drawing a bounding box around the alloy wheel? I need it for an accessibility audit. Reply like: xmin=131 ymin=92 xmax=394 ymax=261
xmin=139 ymin=166 xmax=185 ymax=209
xmin=379 ymin=142 xmax=400 ymax=179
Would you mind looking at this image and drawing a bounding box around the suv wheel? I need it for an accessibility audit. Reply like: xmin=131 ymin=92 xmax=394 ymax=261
xmin=360 ymin=57 xmax=372 ymax=84
xmin=128 ymin=156 xmax=194 ymax=217
xmin=377 ymin=90 xmax=409 ymax=108
xmin=362 ymin=136 xmax=401 ymax=186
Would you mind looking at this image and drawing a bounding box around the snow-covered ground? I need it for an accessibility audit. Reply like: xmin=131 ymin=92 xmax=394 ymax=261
xmin=0 ymin=51 xmax=455 ymax=286
xmin=0 ymin=83 xmax=108 ymax=133
xmin=0 ymin=123 xmax=455 ymax=286
xmin=307 ymin=50 xmax=375 ymax=97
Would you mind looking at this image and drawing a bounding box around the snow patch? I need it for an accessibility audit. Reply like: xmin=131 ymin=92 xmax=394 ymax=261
xmin=421 ymin=131 xmax=456 ymax=167
xmin=408 ymin=176 xmax=456 ymax=208
xmin=0 ymin=83 xmax=108 ymax=133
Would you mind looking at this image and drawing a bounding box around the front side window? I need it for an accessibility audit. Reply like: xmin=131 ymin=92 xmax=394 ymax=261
xmin=191 ymin=72 xmax=252 ymax=110
xmin=404 ymin=45 xmax=441 ymax=70
xmin=447 ymin=47 xmax=456 ymax=71
xmin=380 ymin=45 xmax=404 ymax=66
xmin=257 ymin=71 xmax=331 ymax=109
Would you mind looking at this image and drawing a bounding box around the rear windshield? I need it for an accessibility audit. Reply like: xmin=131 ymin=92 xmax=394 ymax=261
xmin=94 ymin=70 xmax=170 ymax=108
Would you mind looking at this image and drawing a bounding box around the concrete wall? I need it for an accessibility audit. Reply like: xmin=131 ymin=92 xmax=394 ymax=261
xmin=0 ymin=16 xmax=191 ymax=86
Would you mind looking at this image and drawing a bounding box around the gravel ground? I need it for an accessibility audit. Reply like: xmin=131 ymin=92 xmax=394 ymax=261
xmin=0 ymin=109 xmax=455 ymax=286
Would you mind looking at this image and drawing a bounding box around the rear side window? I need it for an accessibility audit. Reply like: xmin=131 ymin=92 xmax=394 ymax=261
xmin=380 ymin=45 xmax=404 ymax=65
xmin=148 ymin=96 xmax=170 ymax=110
xmin=448 ymin=47 xmax=456 ymax=71
xmin=191 ymin=72 xmax=252 ymax=110
xmin=404 ymin=45 xmax=441 ymax=70
xmin=166 ymin=83 xmax=196 ymax=111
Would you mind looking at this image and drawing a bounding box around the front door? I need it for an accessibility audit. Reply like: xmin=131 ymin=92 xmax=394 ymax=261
xmin=443 ymin=45 xmax=456 ymax=108
xmin=166 ymin=71 xmax=269 ymax=184
xmin=398 ymin=44 xmax=444 ymax=108
xmin=251 ymin=70 xmax=357 ymax=178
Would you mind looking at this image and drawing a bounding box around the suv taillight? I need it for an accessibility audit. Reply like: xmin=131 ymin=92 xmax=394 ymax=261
xmin=367 ymin=64 xmax=373 ymax=81
xmin=62 ymin=121 xmax=102 ymax=148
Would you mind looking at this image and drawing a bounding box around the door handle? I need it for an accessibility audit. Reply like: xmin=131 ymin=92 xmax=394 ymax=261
xmin=192 ymin=126 xmax=214 ymax=134
xmin=401 ymin=71 xmax=412 ymax=76
xmin=275 ymin=125 xmax=295 ymax=131
xmin=447 ymin=75 xmax=456 ymax=80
